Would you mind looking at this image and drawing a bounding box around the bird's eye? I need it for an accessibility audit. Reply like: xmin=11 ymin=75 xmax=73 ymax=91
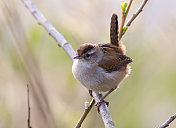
xmin=86 ymin=54 xmax=90 ymax=58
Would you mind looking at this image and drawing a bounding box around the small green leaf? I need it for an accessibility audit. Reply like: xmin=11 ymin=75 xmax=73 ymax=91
xmin=122 ymin=26 xmax=128 ymax=35
xmin=121 ymin=1 xmax=128 ymax=14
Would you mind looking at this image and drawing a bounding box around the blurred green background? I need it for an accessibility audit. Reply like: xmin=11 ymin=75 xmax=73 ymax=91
xmin=0 ymin=0 xmax=176 ymax=128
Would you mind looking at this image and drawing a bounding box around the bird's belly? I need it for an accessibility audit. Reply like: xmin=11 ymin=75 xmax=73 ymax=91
xmin=72 ymin=60 xmax=100 ymax=90
xmin=89 ymin=67 xmax=129 ymax=92
xmin=72 ymin=60 xmax=131 ymax=92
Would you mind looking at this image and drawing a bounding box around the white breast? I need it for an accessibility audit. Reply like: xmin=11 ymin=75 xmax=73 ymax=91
xmin=72 ymin=59 xmax=131 ymax=92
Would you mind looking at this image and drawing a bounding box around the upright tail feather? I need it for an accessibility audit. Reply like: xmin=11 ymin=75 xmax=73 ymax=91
xmin=110 ymin=13 xmax=119 ymax=46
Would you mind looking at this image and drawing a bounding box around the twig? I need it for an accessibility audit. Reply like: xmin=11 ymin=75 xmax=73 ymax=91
xmin=27 ymin=84 xmax=32 ymax=128
xmin=75 ymin=99 xmax=95 ymax=128
xmin=92 ymin=92 xmax=115 ymax=128
xmin=126 ymin=0 xmax=148 ymax=27
xmin=120 ymin=0 xmax=148 ymax=40
xmin=119 ymin=0 xmax=133 ymax=40
xmin=22 ymin=0 xmax=114 ymax=127
xmin=158 ymin=113 xmax=176 ymax=128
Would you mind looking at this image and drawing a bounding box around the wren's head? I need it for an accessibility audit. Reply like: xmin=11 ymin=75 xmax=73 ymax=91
xmin=74 ymin=44 xmax=100 ymax=64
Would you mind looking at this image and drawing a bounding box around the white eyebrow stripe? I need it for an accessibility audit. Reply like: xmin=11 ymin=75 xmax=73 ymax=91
xmin=87 ymin=48 xmax=96 ymax=55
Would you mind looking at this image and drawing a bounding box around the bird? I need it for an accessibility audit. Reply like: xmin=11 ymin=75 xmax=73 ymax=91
xmin=72 ymin=13 xmax=133 ymax=109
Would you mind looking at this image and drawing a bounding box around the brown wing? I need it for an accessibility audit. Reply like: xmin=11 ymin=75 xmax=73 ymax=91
xmin=99 ymin=43 xmax=126 ymax=54
xmin=98 ymin=45 xmax=133 ymax=73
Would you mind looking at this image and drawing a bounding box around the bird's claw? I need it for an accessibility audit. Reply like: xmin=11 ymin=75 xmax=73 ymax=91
xmin=96 ymin=99 xmax=109 ymax=113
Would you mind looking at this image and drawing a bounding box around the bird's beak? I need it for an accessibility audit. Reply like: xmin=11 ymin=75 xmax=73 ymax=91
xmin=127 ymin=57 xmax=134 ymax=64
xmin=73 ymin=55 xmax=82 ymax=59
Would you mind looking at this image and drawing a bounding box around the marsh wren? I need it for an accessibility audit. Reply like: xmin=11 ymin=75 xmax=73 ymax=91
xmin=72 ymin=14 xmax=133 ymax=107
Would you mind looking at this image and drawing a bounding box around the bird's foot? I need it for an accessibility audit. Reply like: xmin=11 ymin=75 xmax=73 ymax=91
xmin=96 ymin=99 xmax=109 ymax=113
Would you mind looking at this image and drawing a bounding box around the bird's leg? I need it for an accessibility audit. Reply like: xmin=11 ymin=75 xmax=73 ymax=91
xmin=89 ymin=90 xmax=93 ymax=97
xmin=101 ymin=89 xmax=115 ymax=101
xmin=96 ymin=89 xmax=115 ymax=112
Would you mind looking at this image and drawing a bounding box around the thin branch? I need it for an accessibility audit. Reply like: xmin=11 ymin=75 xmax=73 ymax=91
xmin=119 ymin=0 xmax=133 ymax=40
xmin=27 ymin=84 xmax=32 ymax=128
xmin=120 ymin=0 xmax=148 ymax=40
xmin=75 ymin=99 xmax=95 ymax=128
xmin=158 ymin=113 xmax=176 ymax=128
xmin=126 ymin=0 xmax=148 ymax=27
xmin=119 ymin=13 xmax=125 ymax=41
xmin=125 ymin=0 xmax=133 ymax=22
xmin=22 ymin=0 xmax=114 ymax=127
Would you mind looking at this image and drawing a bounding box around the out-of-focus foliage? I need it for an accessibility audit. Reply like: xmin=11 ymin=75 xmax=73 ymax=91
xmin=0 ymin=0 xmax=176 ymax=128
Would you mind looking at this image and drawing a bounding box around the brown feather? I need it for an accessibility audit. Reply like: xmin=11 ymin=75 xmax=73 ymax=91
xmin=77 ymin=43 xmax=95 ymax=56
xmin=98 ymin=43 xmax=133 ymax=72
xmin=110 ymin=13 xmax=119 ymax=46
xmin=99 ymin=43 xmax=126 ymax=54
